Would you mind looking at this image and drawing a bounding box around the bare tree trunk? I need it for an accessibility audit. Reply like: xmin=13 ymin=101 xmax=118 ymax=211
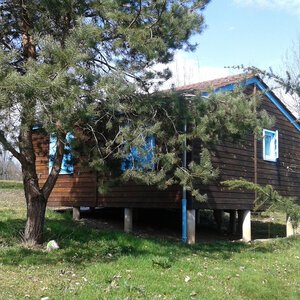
xmin=20 ymin=127 xmax=65 ymax=245
xmin=20 ymin=136 xmax=46 ymax=244
xmin=21 ymin=149 xmax=65 ymax=245
xmin=24 ymin=188 xmax=47 ymax=245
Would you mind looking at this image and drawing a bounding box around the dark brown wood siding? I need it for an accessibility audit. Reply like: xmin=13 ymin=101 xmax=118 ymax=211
xmin=33 ymin=133 xmax=181 ymax=208
xmin=97 ymin=184 xmax=182 ymax=208
xmin=33 ymin=133 xmax=97 ymax=207
xmin=256 ymin=97 xmax=300 ymax=203
xmin=34 ymin=90 xmax=300 ymax=210
xmin=191 ymin=136 xmax=255 ymax=210
xmin=191 ymin=93 xmax=300 ymax=210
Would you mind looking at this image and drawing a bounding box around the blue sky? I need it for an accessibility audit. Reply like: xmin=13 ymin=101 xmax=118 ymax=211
xmin=162 ymin=0 xmax=300 ymax=88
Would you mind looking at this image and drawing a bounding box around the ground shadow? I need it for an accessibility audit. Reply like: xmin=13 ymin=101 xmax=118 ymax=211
xmin=0 ymin=208 xmax=292 ymax=267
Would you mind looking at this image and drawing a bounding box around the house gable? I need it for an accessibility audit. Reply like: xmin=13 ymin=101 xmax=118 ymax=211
xmin=201 ymin=76 xmax=300 ymax=133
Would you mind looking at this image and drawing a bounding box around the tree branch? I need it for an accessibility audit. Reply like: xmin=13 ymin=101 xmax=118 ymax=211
xmin=42 ymin=131 xmax=66 ymax=199
xmin=127 ymin=0 xmax=142 ymax=29
xmin=0 ymin=130 xmax=27 ymax=165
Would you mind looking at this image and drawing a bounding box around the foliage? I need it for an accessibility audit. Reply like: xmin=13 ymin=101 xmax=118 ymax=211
xmin=248 ymin=68 xmax=300 ymax=98
xmin=232 ymin=40 xmax=300 ymax=110
xmin=0 ymin=0 xmax=274 ymax=244
xmin=89 ymin=85 xmax=272 ymax=202
xmin=223 ymin=179 xmax=300 ymax=228
xmin=189 ymin=87 xmax=273 ymax=143
xmin=0 ymin=0 xmax=212 ymax=244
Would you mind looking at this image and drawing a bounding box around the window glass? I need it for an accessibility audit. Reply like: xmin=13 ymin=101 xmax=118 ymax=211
xmin=263 ymin=129 xmax=278 ymax=162
xmin=49 ymin=132 xmax=74 ymax=174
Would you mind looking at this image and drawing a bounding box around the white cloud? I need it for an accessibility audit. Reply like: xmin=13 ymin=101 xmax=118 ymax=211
xmin=233 ymin=0 xmax=300 ymax=16
xmin=153 ymin=53 xmax=237 ymax=90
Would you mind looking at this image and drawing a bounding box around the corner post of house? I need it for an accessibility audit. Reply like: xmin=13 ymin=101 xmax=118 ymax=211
xmin=187 ymin=209 xmax=196 ymax=245
xmin=286 ymin=214 xmax=294 ymax=237
xmin=242 ymin=210 xmax=251 ymax=242
xmin=124 ymin=208 xmax=133 ymax=233
xmin=72 ymin=206 xmax=80 ymax=221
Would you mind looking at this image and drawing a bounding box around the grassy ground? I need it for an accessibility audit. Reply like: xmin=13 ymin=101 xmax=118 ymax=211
xmin=0 ymin=189 xmax=299 ymax=299
xmin=0 ymin=179 xmax=23 ymax=189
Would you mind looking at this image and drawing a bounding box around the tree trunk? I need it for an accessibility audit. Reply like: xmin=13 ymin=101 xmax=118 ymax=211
xmin=21 ymin=158 xmax=46 ymax=245
xmin=20 ymin=133 xmax=65 ymax=245
xmin=24 ymin=192 xmax=47 ymax=245
xmin=19 ymin=121 xmax=65 ymax=246
xmin=21 ymin=145 xmax=64 ymax=245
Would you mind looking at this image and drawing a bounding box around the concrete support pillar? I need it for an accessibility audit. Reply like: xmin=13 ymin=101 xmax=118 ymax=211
xmin=187 ymin=209 xmax=196 ymax=245
xmin=237 ymin=210 xmax=244 ymax=235
xmin=73 ymin=206 xmax=80 ymax=221
xmin=228 ymin=210 xmax=237 ymax=235
xmin=124 ymin=208 xmax=133 ymax=233
xmin=286 ymin=215 xmax=294 ymax=237
xmin=242 ymin=210 xmax=251 ymax=242
xmin=214 ymin=210 xmax=224 ymax=233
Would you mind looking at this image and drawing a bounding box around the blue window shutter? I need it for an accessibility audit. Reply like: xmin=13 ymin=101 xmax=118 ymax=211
xmin=144 ymin=135 xmax=155 ymax=169
xmin=49 ymin=132 xmax=74 ymax=174
xmin=275 ymin=130 xmax=279 ymax=159
xmin=49 ymin=133 xmax=57 ymax=172
xmin=121 ymin=135 xmax=155 ymax=171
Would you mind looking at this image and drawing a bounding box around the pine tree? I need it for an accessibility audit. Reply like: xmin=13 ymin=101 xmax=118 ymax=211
xmin=0 ymin=1 xmax=272 ymax=246
xmin=0 ymin=0 xmax=211 ymax=245
xmin=223 ymin=179 xmax=300 ymax=228
xmin=108 ymin=87 xmax=272 ymax=203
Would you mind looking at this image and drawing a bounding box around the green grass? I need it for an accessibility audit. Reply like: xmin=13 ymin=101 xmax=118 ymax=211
xmin=0 ymin=179 xmax=23 ymax=189
xmin=0 ymin=190 xmax=300 ymax=299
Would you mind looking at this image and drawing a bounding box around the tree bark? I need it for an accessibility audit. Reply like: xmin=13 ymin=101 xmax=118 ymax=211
xmin=20 ymin=127 xmax=65 ymax=245
xmin=21 ymin=151 xmax=46 ymax=244
xmin=24 ymin=190 xmax=47 ymax=245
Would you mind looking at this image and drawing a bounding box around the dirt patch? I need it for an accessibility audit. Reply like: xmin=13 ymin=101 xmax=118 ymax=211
xmin=79 ymin=208 xmax=242 ymax=243
xmin=77 ymin=208 xmax=287 ymax=242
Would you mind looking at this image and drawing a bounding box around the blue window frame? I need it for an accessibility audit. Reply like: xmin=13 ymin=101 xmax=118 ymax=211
xmin=121 ymin=135 xmax=155 ymax=171
xmin=49 ymin=132 xmax=74 ymax=174
xmin=263 ymin=129 xmax=278 ymax=162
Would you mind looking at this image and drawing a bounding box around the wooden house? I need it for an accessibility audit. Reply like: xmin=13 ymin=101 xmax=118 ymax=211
xmin=33 ymin=74 xmax=300 ymax=243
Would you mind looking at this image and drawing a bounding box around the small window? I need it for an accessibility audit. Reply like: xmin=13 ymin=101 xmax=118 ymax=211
xmin=49 ymin=132 xmax=74 ymax=174
xmin=263 ymin=129 xmax=278 ymax=162
xmin=121 ymin=135 xmax=155 ymax=171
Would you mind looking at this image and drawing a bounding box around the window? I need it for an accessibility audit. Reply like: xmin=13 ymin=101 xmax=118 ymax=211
xmin=263 ymin=129 xmax=278 ymax=162
xmin=121 ymin=135 xmax=155 ymax=171
xmin=49 ymin=132 xmax=74 ymax=174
